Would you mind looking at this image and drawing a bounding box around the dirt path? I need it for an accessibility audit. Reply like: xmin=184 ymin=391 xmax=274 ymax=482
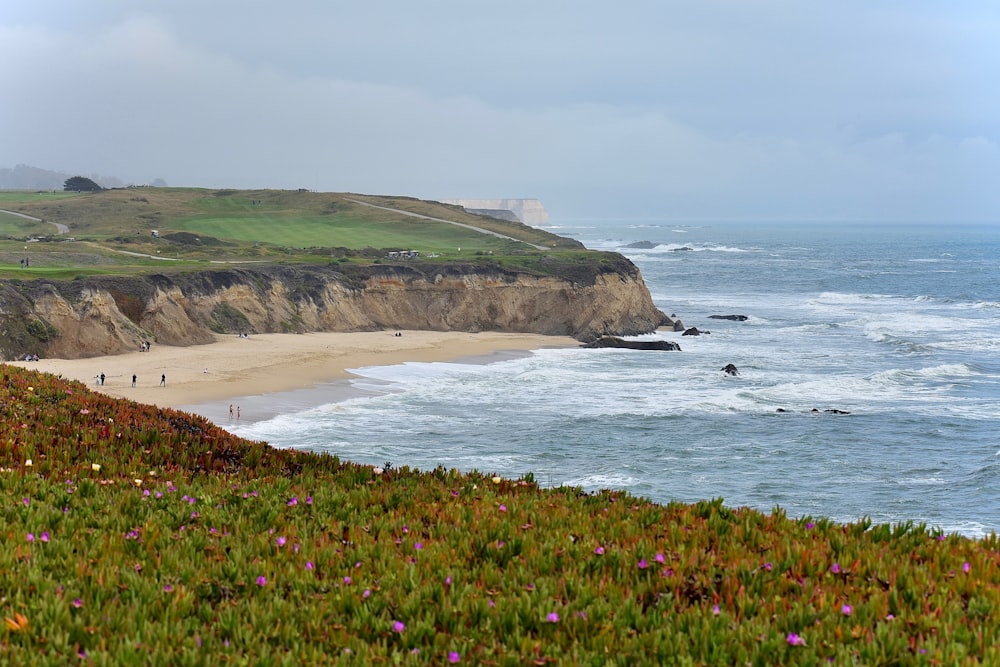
xmin=0 ymin=209 xmax=69 ymax=234
xmin=343 ymin=198 xmax=550 ymax=250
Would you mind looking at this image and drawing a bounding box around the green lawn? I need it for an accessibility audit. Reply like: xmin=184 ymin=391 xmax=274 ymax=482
xmin=178 ymin=214 xmax=518 ymax=252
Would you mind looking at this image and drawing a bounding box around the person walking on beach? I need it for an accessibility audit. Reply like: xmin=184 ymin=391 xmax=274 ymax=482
xmin=229 ymin=404 xmax=234 ymax=419
xmin=160 ymin=374 xmax=166 ymax=387
xmin=132 ymin=374 xmax=137 ymax=387
xmin=99 ymin=373 xmax=105 ymax=386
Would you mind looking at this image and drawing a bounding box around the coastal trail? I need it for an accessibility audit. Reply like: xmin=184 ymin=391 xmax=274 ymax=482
xmin=342 ymin=198 xmax=550 ymax=250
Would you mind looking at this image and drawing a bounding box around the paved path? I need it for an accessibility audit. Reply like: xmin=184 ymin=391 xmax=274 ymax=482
xmin=0 ymin=209 xmax=70 ymax=234
xmin=343 ymin=198 xmax=550 ymax=250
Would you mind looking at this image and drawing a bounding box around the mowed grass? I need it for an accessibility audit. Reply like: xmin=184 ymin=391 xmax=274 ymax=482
xmin=178 ymin=214 xmax=515 ymax=252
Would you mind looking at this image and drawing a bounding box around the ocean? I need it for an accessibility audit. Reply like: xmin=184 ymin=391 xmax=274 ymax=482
xmin=217 ymin=221 xmax=1000 ymax=538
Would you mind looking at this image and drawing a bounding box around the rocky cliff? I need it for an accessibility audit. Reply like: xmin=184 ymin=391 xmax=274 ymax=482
xmin=0 ymin=257 xmax=669 ymax=360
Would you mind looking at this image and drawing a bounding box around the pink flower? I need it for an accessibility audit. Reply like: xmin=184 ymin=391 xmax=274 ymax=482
xmin=787 ymin=632 xmax=805 ymax=646
xmin=638 ymin=558 xmax=649 ymax=569
xmin=276 ymin=536 xmax=286 ymax=547
xmin=343 ymin=576 xmax=351 ymax=585
xmin=363 ymin=588 xmax=371 ymax=598
xmin=306 ymin=561 xmax=314 ymax=570
xmin=842 ymin=604 xmax=852 ymax=616
xmin=499 ymin=504 xmax=507 ymax=512
xmin=163 ymin=584 xmax=173 ymax=593
xmin=392 ymin=620 xmax=405 ymax=633
xmin=831 ymin=563 xmax=840 ymax=574
xmin=963 ymin=562 xmax=971 ymax=573
xmin=655 ymin=552 xmax=665 ymax=564
xmin=26 ymin=533 xmax=34 ymax=542
xmin=414 ymin=542 xmax=423 ymax=550
xmin=712 ymin=604 xmax=720 ymax=616
xmin=448 ymin=651 xmax=461 ymax=663
xmin=594 ymin=546 xmax=604 ymax=555
xmin=546 ymin=612 xmax=560 ymax=623
xmin=763 ymin=562 xmax=772 ymax=571
xmin=72 ymin=598 xmax=83 ymax=608
xmin=287 ymin=497 xmax=298 ymax=506
xmin=256 ymin=576 xmax=267 ymax=587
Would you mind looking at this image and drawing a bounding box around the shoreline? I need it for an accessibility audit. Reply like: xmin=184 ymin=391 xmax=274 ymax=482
xmin=7 ymin=330 xmax=578 ymax=421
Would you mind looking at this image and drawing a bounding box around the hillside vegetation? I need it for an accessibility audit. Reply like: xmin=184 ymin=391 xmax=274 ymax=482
xmin=2 ymin=365 xmax=999 ymax=664
xmin=0 ymin=189 xmax=584 ymax=280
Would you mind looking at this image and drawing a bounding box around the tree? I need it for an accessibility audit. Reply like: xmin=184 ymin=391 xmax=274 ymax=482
xmin=63 ymin=176 xmax=103 ymax=192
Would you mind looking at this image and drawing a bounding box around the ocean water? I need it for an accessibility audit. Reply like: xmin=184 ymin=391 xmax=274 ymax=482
xmin=221 ymin=221 xmax=1000 ymax=537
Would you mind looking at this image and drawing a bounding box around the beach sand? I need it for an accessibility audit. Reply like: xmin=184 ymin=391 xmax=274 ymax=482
xmin=8 ymin=331 xmax=577 ymax=421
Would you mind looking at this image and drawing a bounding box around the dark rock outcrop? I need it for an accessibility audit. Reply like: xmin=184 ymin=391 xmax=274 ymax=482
xmin=682 ymin=327 xmax=707 ymax=336
xmin=708 ymin=314 xmax=748 ymax=321
xmin=582 ymin=336 xmax=681 ymax=351
xmin=721 ymin=364 xmax=739 ymax=376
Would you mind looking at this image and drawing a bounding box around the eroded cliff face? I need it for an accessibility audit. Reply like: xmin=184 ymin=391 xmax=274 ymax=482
xmin=1 ymin=258 xmax=669 ymax=360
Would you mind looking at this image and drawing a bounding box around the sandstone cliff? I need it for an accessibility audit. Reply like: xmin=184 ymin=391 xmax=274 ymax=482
xmin=0 ymin=257 xmax=669 ymax=360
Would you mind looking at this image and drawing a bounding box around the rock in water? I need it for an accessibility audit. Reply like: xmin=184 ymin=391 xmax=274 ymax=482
xmin=582 ymin=336 xmax=681 ymax=351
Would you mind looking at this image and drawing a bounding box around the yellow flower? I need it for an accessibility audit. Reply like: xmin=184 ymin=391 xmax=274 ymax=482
xmin=91 ymin=463 xmax=101 ymax=472
xmin=25 ymin=459 xmax=32 ymax=467
xmin=134 ymin=479 xmax=143 ymax=487
xmin=492 ymin=476 xmax=502 ymax=484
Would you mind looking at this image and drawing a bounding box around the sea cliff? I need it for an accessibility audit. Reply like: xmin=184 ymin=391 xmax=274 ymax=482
xmin=0 ymin=256 xmax=668 ymax=360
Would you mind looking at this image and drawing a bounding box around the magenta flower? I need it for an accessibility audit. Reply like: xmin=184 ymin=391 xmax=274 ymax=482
xmin=546 ymin=612 xmax=560 ymax=623
xmin=655 ymin=552 xmax=665 ymax=564
xmin=40 ymin=532 xmax=49 ymax=543
xmin=26 ymin=533 xmax=34 ymax=543
xmin=363 ymin=588 xmax=371 ymax=598
xmin=392 ymin=620 xmax=405 ymax=633
xmin=842 ymin=604 xmax=852 ymax=616
xmin=23 ymin=497 xmax=30 ymax=507
xmin=287 ymin=497 xmax=298 ymax=506
xmin=448 ymin=651 xmax=461 ymax=663
xmin=343 ymin=576 xmax=351 ymax=585
xmin=638 ymin=558 xmax=649 ymax=569
xmin=763 ymin=562 xmax=772 ymax=571
xmin=787 ymin=632 xmax=805 ymax=646
xmin=256 ymin=576 xmax=267 ymax=587
xmin=712 ymin=604 xmax=720 ymax=616
xmin=306 ymin=496 xmax=313 ymax=505
xmin=594 ymin=546 xmax=604 ymax=555
xmin=163 ymin=584 xmax=173 ymax=593
xmin=72 ymin=598 xmax=83 ymax=608
xmin=831 ymin=563 xmax=840 ymax=574
xmin=306 ymin=561 xmax=314 ymax=571
xmin=963 ymin=562 xmax=971 ymax=573
xmin=414 ymin=542 xmax=423 ymax=550
xmin=276 ymin=536 xmax=287 ymax=547
xmin=499 ymin=504 xmax=507 ymax=512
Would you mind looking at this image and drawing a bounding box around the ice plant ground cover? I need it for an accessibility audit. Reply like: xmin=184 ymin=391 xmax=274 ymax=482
xmin=1 ymin=366 xmax=999 ymax=665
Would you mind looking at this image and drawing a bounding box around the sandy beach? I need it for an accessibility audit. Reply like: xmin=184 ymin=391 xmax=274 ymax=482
xmin=8 ymin=330 xmax=577 ymax=417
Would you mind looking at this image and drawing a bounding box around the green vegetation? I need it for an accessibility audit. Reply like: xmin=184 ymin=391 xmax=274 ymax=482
xmin=2 ymin=365 xmax=999 ymax=664
xmin=0 ymin=188 xmax=584 ymax=279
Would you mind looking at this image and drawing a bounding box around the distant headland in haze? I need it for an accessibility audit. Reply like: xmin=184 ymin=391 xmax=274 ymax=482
xmin=440 ymin=198 xmax=550 ymax=226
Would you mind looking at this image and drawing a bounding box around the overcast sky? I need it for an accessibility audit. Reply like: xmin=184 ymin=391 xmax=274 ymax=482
xmin=2 ymin=1 xmax=998 ymax=222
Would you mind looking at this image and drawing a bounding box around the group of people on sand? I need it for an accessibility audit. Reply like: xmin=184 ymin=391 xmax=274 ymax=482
xmin=138 ymin=341 xmax=152 ymax=352
xmin=97 ymin=372 xmax=166 ymax=387
xmin=22 ymin=353 xmax=39 ymax=362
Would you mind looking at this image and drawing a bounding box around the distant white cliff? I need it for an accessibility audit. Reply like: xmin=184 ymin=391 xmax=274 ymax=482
xmin=440 ymin=198 xmax=550 ymax=226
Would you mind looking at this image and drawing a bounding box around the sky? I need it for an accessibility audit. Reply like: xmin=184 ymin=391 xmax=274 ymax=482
xmin=2 ymin=1 xmax=998 ymax=222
